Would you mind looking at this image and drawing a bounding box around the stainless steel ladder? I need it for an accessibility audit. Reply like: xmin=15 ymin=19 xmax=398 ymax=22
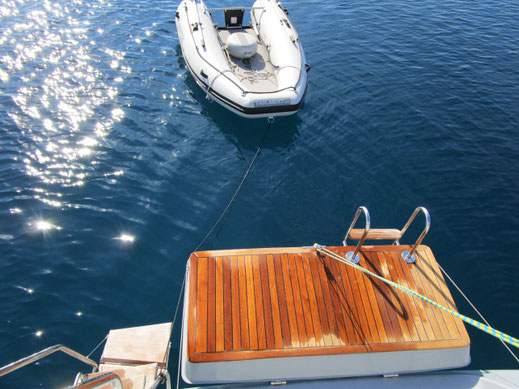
xmin=343 ymin=206 xmax=430 ymax=264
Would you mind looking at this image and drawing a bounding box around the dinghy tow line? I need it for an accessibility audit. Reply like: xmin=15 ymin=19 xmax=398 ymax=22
xmin=193 ymin=118 xmax=273 ymax=253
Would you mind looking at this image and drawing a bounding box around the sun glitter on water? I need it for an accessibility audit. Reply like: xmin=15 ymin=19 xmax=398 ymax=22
xmin=115 ymin=234 xmax=135 ymax=244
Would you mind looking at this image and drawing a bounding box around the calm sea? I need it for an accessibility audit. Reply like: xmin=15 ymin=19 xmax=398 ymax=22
xmin=1 ymin=0 xmax=518 ymax=387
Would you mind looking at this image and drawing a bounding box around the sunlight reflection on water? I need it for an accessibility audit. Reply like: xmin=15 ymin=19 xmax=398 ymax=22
xmin=1 ymin=0 xmax=127 ymax=206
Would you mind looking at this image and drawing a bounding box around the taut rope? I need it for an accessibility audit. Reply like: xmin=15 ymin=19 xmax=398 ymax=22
xmin=314 ymin=244 xmax=519 ymax=349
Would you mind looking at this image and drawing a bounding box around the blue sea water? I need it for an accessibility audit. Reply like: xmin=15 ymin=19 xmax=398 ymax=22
xmin=1 ymin=0 xmax=518 ymax=387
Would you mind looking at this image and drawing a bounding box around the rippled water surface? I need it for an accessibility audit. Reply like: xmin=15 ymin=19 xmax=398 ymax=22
xmin=1 ymin=0 xmax=518 ymax=387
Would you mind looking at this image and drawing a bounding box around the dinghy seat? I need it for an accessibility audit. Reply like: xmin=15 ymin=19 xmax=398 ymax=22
xmin=226 ymin=32 xmax=257 ymax=59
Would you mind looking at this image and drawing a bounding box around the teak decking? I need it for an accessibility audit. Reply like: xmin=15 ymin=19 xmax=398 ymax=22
xmin=186 ymin=245 xmax=469 ymax=363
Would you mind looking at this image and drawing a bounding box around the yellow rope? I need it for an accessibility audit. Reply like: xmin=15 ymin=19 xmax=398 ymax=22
xmin=314 ymin=244 xmax=519 ymax=349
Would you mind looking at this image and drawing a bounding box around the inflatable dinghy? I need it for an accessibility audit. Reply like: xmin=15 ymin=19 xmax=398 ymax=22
xmin=176 ymin=0 xmax=309 ymax=118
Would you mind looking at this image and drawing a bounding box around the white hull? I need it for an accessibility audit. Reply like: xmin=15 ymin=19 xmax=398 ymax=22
xmin=197 ymin=370 xmax=519 ymax=388
xmin=175 ymin=0 xmax=309 ymax=118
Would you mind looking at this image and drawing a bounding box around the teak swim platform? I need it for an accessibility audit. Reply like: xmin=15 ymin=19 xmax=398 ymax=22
xmin=181 ymin=244 xmax=470 ymax=383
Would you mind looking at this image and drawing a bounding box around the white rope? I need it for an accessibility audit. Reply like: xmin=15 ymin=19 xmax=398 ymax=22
xmin=170 ymin=274 xmax=186 ymax=389
xmin=86 ymin=335 xmax=107 ymax=360
xmin=171 ymin=275 xmax=186 ymax=335
xmin=176 ymin=315 xmax=184 ymax=389
xmin=437 ymin=262 xmax=519 ymax=364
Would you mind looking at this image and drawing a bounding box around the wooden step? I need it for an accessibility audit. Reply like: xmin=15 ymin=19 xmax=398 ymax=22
xmin=100 ymin=323 xmax=172 ymax=368
xmin=99 ymin=363 xmax=158 ymax=388
xmin=348 ymin=228 xmax=401 ymax=241
xmin=120 ymin=374 xmax=146 ymax=389
xmin=84 ymin=371 xmax=146 ymax=389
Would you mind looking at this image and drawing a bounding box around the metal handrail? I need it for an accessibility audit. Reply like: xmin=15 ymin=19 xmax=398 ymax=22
xmin=399 ymin=207 xmax=431 ymax=263
xmin=74 ymin=372 xmax=122 ymax=389
xmin=0 ymin=344 xmax=98 ymax=378
xmin=343 ymin=206 xmax=370 ymax=264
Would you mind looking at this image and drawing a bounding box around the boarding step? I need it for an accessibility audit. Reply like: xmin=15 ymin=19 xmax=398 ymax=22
xmin=101 ymin=322 xmax=172 ymax=368
xmin=348 ymin=228 xmax=401 ymax=241
xmin=74 ymin=322 xmax=173 ymax=388
xmin=99 ymin=363 xmax=158 ymax=389
xmin=344 ymin=206 xmax=430 ymax=264
xmin=85 ymin=370 xmax=147 ymax=389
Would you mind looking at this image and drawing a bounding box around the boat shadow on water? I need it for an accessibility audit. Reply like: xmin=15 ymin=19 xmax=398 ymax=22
xmin=177 ymin=47 xmax=302 ymax=153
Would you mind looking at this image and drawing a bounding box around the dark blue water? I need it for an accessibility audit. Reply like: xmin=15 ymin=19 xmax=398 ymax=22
xmin=1 ymin=0 xmax=518 ymax=387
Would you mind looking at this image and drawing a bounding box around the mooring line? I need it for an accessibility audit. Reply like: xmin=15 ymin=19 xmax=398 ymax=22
xmin=437 ymin=262 xmax=519 ymax=363
xmin=314 ymin=244 xmax=519 ymax=349
xmin=174 ymin=119 xmax=273 ymax=388
xmin=86 ymin=335 xmax=107 ymax=360
xmin=193 ymin=118 xmax=273 ymax=252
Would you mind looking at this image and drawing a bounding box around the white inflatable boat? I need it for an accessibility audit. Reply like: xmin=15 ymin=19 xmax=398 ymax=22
xmin=175 ymin=0 xmax=309 ymax=118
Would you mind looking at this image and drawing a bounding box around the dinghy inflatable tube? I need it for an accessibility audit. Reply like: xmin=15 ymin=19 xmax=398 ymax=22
xmin=176 ymin=0 xmax=309 ymax=118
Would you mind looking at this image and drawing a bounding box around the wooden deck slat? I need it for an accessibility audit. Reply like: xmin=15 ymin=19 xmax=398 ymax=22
xmin=337 ymin=255 xmax=373 ymax=345
xmin=315 ymin=255 xmax=342 ymax=345
xmin=353 ymin=255 xmax=382 ymax=344
xmin=267 ymin=254 xmax=283 ymax=349
xmin=231 ymin=256 xmax=241 ymax=351
xmin=357 ymin=253 xmax=388 ymax=344
xmin=424 ymin=248 xmax=466 ymax=337
xmin=207 ymin=258 xmax=216 ymax=353
xmin=195 ymin=257 xmax=207 ymax=354
xmin=418 ymin=250 xmax=459 ymax=340
xmin=223 ymin=257 xmax=233 ymax=351
xmin=288 ymin=254 xmax=309 ymax=346
xmin=295 ymin=254 xmax=317 ymax=347
xmin=327 ymin=256 xmax=358 ymax=345
xmin=308 ymin=254 xmax=333 ymax=346
xmin=397 ymin=254 xmax=434 ymax=341
xmin=245 ymin=256 xmax=258 ymax=350
xmin=260 ymin=254 xmax=275 ymax=350
xmin=391 ymin=252 xmax=427 ymax=342
xmin=361 ymin=252 xmax=397 ymax=343
xmin=423 ymin=254 xmax=452 ymax=339
xmin=374 ymin=252 xmax=405 ymax=343
xmin=215 ymin=259 xmax=224 ymax=352
xmin=187 ymin=246 xmax=470 ymax=363
xmin=281 ymin=254 xmax=301 ymax=348
xmin=252 ymin=255 xmax=267 ymax=350
xmin=409 ymin=252 xmax=445 ymax=341
xmin=302 ymin=253 xmax=324 ymax=347
xmin=427 ymin=249 xmax=464 ymax=338
xmin=274 ymin=255 xmax=292 ymax=347
xmin=187 ymin=255 xmax=198 ymax=358
xmin=238 ymin=256 xmax=250 ymax=350
xmin=384 ymin=252 xmax=413 ymax=342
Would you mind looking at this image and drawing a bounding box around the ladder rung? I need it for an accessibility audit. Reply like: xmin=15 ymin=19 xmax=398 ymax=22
xmin=348 ymin=228 xmax=402 ymax=241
